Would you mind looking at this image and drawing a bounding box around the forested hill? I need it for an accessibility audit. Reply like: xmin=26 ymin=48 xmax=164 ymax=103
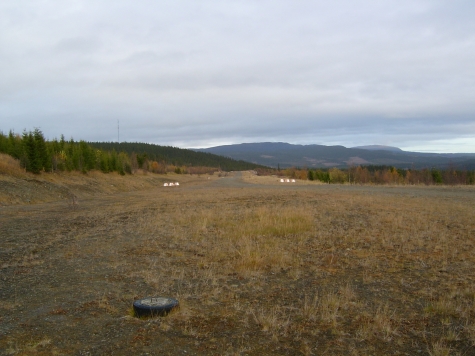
xmin=88 ymin=142 xmax=267 ymax=171
xmin=196 ymin=142 xmax=475 ymax=169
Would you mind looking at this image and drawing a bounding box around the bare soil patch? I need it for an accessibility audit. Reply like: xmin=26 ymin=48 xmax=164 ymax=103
xmin=1 ymin=172 xmax=474 ymax=355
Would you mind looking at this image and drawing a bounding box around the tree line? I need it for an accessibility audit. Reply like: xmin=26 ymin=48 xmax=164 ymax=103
xmin=3 ymin=129 xmax=473 ymax=184
xmin=279 ymin=165 xmax=475 ymax=185
xmin=0 ymin=129 xmax=131 ymax=174
xmin=0 ymin=129 xmax=265 ymax=175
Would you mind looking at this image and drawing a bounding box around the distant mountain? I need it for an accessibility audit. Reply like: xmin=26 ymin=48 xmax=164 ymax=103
xmin=194 ymin=142 xmax=475 ymax=169
xmin=352 ymin=145 xmax=403 ymax=152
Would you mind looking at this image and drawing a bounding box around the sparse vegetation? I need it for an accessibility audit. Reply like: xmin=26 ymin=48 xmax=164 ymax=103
xmin=0 ymin=153 xmax=25 ymax=177
xmin=1 ymin=170 xmax=475 ymax=354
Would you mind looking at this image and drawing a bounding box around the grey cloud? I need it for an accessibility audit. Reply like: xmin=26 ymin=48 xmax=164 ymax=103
xmin=1 ymin=0 xmax=474 ymax=153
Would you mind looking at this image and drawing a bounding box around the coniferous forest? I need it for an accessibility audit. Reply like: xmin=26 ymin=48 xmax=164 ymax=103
xmin=0 ymin=129 xmax=265 ymax=175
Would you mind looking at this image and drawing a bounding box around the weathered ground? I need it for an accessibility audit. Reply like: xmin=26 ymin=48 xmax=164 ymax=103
xmin=1 ymin=171 xmax=474 ymax=355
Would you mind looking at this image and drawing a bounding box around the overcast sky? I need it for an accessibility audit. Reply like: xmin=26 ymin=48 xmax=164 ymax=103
xmin=1 ymin=1 xmax=474 ymax=152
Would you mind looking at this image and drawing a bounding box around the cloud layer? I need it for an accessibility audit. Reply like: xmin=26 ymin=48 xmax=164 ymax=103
xmin=1 ymin=0 xmax=474 ymax=152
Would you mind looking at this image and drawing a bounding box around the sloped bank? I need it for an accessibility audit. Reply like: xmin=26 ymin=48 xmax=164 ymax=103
xmin=0 ymin=171 xmax=180 ymax=206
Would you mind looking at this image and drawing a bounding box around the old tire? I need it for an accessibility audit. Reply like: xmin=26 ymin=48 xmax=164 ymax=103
xmin=133 ymin=297 xmax=179 ymax=317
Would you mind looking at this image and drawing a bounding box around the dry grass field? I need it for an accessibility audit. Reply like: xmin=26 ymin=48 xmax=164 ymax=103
xmin=1 ymin=170 xmax=475 ymax=355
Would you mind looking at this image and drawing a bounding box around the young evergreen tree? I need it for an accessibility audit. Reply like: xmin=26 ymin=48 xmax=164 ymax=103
xmin=33 ymin=128 xmax=51 ymax=172
xmin=79 ymin=141 xmax=95 ymax=171
xmin=59 ymin=134 xmax=66 ymax=151
xmin=431 ymin=168 xmax=443 ymax=184
xmin=7 ymin=131 xmax=22 ymax=159
xmin=0 ymin=131 xmax=6 ymax=153
xmin=22 ymin=131 xmax=40 ymax=173
xmin=307 ymin=169 xmax=314 ymax=181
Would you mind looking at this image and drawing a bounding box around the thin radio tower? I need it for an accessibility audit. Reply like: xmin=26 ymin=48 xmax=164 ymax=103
xmin=117 ymin=120 xmax=119 ymax=143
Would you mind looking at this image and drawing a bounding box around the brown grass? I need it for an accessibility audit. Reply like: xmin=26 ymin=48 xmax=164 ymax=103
xmin=0 ymin=153 xmax=25 ymax=177
xmin=1 ymin=172 xmax=475 ymax=354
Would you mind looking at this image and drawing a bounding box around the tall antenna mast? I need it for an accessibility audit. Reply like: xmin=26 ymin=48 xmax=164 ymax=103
xmin=118 ymin=120 xmax=119 ymax=143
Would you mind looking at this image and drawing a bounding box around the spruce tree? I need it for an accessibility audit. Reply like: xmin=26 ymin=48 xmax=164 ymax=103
xmin=22 ymin=131 xmax=41 ymax=173
xmin=33 ymin=128 xmax=50 ymax=172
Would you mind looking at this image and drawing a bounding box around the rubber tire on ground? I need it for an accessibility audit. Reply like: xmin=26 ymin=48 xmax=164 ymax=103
xmin=133 ymin=297 xmax=179 ymax=317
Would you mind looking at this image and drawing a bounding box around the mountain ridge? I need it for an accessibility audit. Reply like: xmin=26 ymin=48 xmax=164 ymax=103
xmin=351 ymin=145 xmax=403 ymax=152
xmin=194 ymin=142 xmax=475 ymax=169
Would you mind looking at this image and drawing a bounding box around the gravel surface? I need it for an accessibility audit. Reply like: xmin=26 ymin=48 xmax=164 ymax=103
xmin=1 ymin=172 xmax=474 ymax=355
